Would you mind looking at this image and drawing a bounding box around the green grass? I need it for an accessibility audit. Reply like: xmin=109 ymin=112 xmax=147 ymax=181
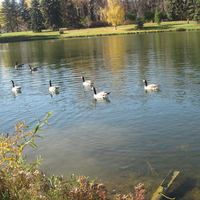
xmin=1 ymin=21 xmax=200 ymax=43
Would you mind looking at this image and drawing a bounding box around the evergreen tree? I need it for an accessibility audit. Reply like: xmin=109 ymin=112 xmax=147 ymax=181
xmin=167 ymin=0 xmax=182 ymax=20
xmin=1 ymin=0 xmax=13 ymax=32
xmin=19 ymin=0 xmax=30 ymax=30
xmin=62 ymin=0 xmax=82 ymax=29
xmin=30 ymin=0 xmax=43 ymax=32
xmin=41 ymin=0 xmax=62 ymax=31
xmin=154 ymin=9 xmax=161 ymax=25
xmin=135 ymin=11 xmax=144 ymax=29
xmin=1 ymin=0 xmax=20 ymax=32
xmin=11 ymin=0 xmax=20 ymax=31
xmin=194 ymin=0 xmax=200 ymax=23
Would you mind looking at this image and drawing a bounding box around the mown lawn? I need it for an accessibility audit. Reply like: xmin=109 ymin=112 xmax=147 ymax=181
xmin=0 ymin=21 xmax=200 ymax=43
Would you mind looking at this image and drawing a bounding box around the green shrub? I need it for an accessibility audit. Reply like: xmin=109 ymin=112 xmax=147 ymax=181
xmin=175 ymin=28 xmax=186 ymax=31
xmin=59 ymin=29 xmax=64 ymax=34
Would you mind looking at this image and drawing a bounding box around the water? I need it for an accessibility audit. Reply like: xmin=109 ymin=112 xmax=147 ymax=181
xmin=1 ymin=31 xmax=200 ymax=199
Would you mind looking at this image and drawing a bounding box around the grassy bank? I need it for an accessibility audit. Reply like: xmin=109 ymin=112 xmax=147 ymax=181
xmin=0 ymin=21 xmax=200 ymax=43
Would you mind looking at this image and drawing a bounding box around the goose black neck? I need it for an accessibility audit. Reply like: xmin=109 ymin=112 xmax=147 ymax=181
xmin=144 ymin=80 xmax=148 ymax=86
xmin=93 ymin=87 xmax=97 ymax=94
xmin=82 ymin=76 xmax=85 ymax=82
xmin=49 ymin=80 xmax=52 ymax=87
xmin=11 ymin=80 xmax=14 ymax=87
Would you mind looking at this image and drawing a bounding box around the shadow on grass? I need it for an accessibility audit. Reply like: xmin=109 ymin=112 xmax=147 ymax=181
xmin=0 ymin=35 xmax=61 ymax=43
xmin=126 ymin=23 xmax=186 ymax=32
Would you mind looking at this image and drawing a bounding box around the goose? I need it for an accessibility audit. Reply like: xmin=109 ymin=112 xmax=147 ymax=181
xmin=29 ymin=64 xmax=38 ymax=71
xmin=81 ymin=76 xmax=94 ymax=86
xmin=49 ymin=80 xmax=59 ymax=93
xmin=143 ymin=79 xmax=159 ymax=90
xmin=92 ymin=86 xmax=110 ymax=99
xmin=11 ymin=80 xmax=21 ymax=93
xmin=15 ymin=62 xmax=24 ymax=69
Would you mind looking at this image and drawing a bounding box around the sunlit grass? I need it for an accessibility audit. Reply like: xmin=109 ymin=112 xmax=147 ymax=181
xmin=0 ymin=21 xmax=200 ymax=43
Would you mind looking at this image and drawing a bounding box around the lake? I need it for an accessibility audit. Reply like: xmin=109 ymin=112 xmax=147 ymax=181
xmin=1 ymin=31 xmax=200 ymax=199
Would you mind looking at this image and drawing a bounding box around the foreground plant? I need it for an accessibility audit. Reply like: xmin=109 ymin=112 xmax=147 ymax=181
xmin=0 ymin=111 xmax=53 ymax=169
xmin=0 ymin=111 xmax=146 ymax=200
xmin=115 ymin=183 xmax=146 ymax=200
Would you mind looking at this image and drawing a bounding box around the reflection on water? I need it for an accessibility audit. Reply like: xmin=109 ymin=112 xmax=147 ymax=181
xmin=1 ymin=32 xmax=200 ymax=199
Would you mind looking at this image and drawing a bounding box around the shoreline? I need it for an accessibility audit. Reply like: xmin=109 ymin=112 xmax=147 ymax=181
xmin=0 ymin=21 xmax=200 ymax=43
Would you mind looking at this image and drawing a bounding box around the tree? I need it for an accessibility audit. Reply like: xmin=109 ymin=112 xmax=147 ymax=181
xmin=144 ymin=11 xmax=154 ymax=22
xmin=19 ymin=0 xmax=30 ymax=30
xmin=154 ymin=8 xmax=161 ymax=25
xmin=10 ymin=0 xmax=21 ymax=31
xmin=100 ymin=0 xmax=125 ymax=30
xmin=62 ymin=0 xmax=82 ymax=28
xmin=1 ymin=0 xmax=17 ymax=32
xmin=194 ymin=0 xmax=200 ymax=23
xmin=41 ymin=0 xmax=62 ymax=31
xmin=167 ymin=0 xmax=182 ymax=20
xmin=30 ymin=0 xmax=43 ymax=32
xmin=135 ymin=11 xmax=144 ymax=29
xmin=167 ymin=0 xmax=194 ymax=21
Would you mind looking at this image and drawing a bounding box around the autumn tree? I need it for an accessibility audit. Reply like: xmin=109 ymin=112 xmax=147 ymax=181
xmin=101 ymin=0 xmax=125 ymax=30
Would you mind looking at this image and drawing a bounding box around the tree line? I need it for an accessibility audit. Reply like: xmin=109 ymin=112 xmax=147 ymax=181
xmin=1 ymin=0 xmax=200 ymax=33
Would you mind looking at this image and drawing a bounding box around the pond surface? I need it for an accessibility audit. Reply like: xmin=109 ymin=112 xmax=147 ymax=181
xmin=1 ymin=31 xmax=200 ymax=199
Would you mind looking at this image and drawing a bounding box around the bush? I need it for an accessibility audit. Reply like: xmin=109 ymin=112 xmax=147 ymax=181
xmin=59 ymin=29 xmax=64 ymax=34
xmin=144 ymin=11 xmax=154 ymax=23
xmin=0 ymin=112 xmax=146 ymax=200
xmin=125 ymin=12 xmax=136 ymax=22
xmin=86 ymin=21 xmax=109 ymax=28
xmin=175 ymin=28 xmax=186 ymax=31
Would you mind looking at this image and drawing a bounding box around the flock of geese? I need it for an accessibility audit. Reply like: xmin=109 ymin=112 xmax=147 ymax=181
xmin=11 ymin=62 xmax=160 ymax=99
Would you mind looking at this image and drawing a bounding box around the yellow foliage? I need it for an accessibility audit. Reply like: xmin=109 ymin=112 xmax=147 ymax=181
xmin=25 ymin=0 xmax=31 ymax=7
xmin=100 ymin=0 xmax=125 ymax=28
xmin=0 ymin=121 xmax=29 ymax=167
xmin=0 ymin=111 xmax=52 ymax=169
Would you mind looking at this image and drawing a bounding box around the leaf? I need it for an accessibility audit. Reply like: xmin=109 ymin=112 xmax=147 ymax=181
xmin=35 ymin=135 xmax=43 ymax=139
xmin=33 ymin=124 xmax=39 ymax=134
xmin=44 ymin=111 xmax=53 ymax=119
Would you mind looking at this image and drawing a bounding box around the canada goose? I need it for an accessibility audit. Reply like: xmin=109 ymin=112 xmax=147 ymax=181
xmin=49 ymin=80 xmax=59 ymax=93
xmin=143 ymin=79 xmax=159 ymax=90
xmin=15 ymin=62 xmax=24 ymax=69
xmin=10 ymin=80 xmax=21 ymax=93
xmin=92 ymin=86 xmax=110 ymax=99
xmin=81 ymin=76 xmax=94 ymax=86
xmin=29 ymin=64 xmax=38 ymax=71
